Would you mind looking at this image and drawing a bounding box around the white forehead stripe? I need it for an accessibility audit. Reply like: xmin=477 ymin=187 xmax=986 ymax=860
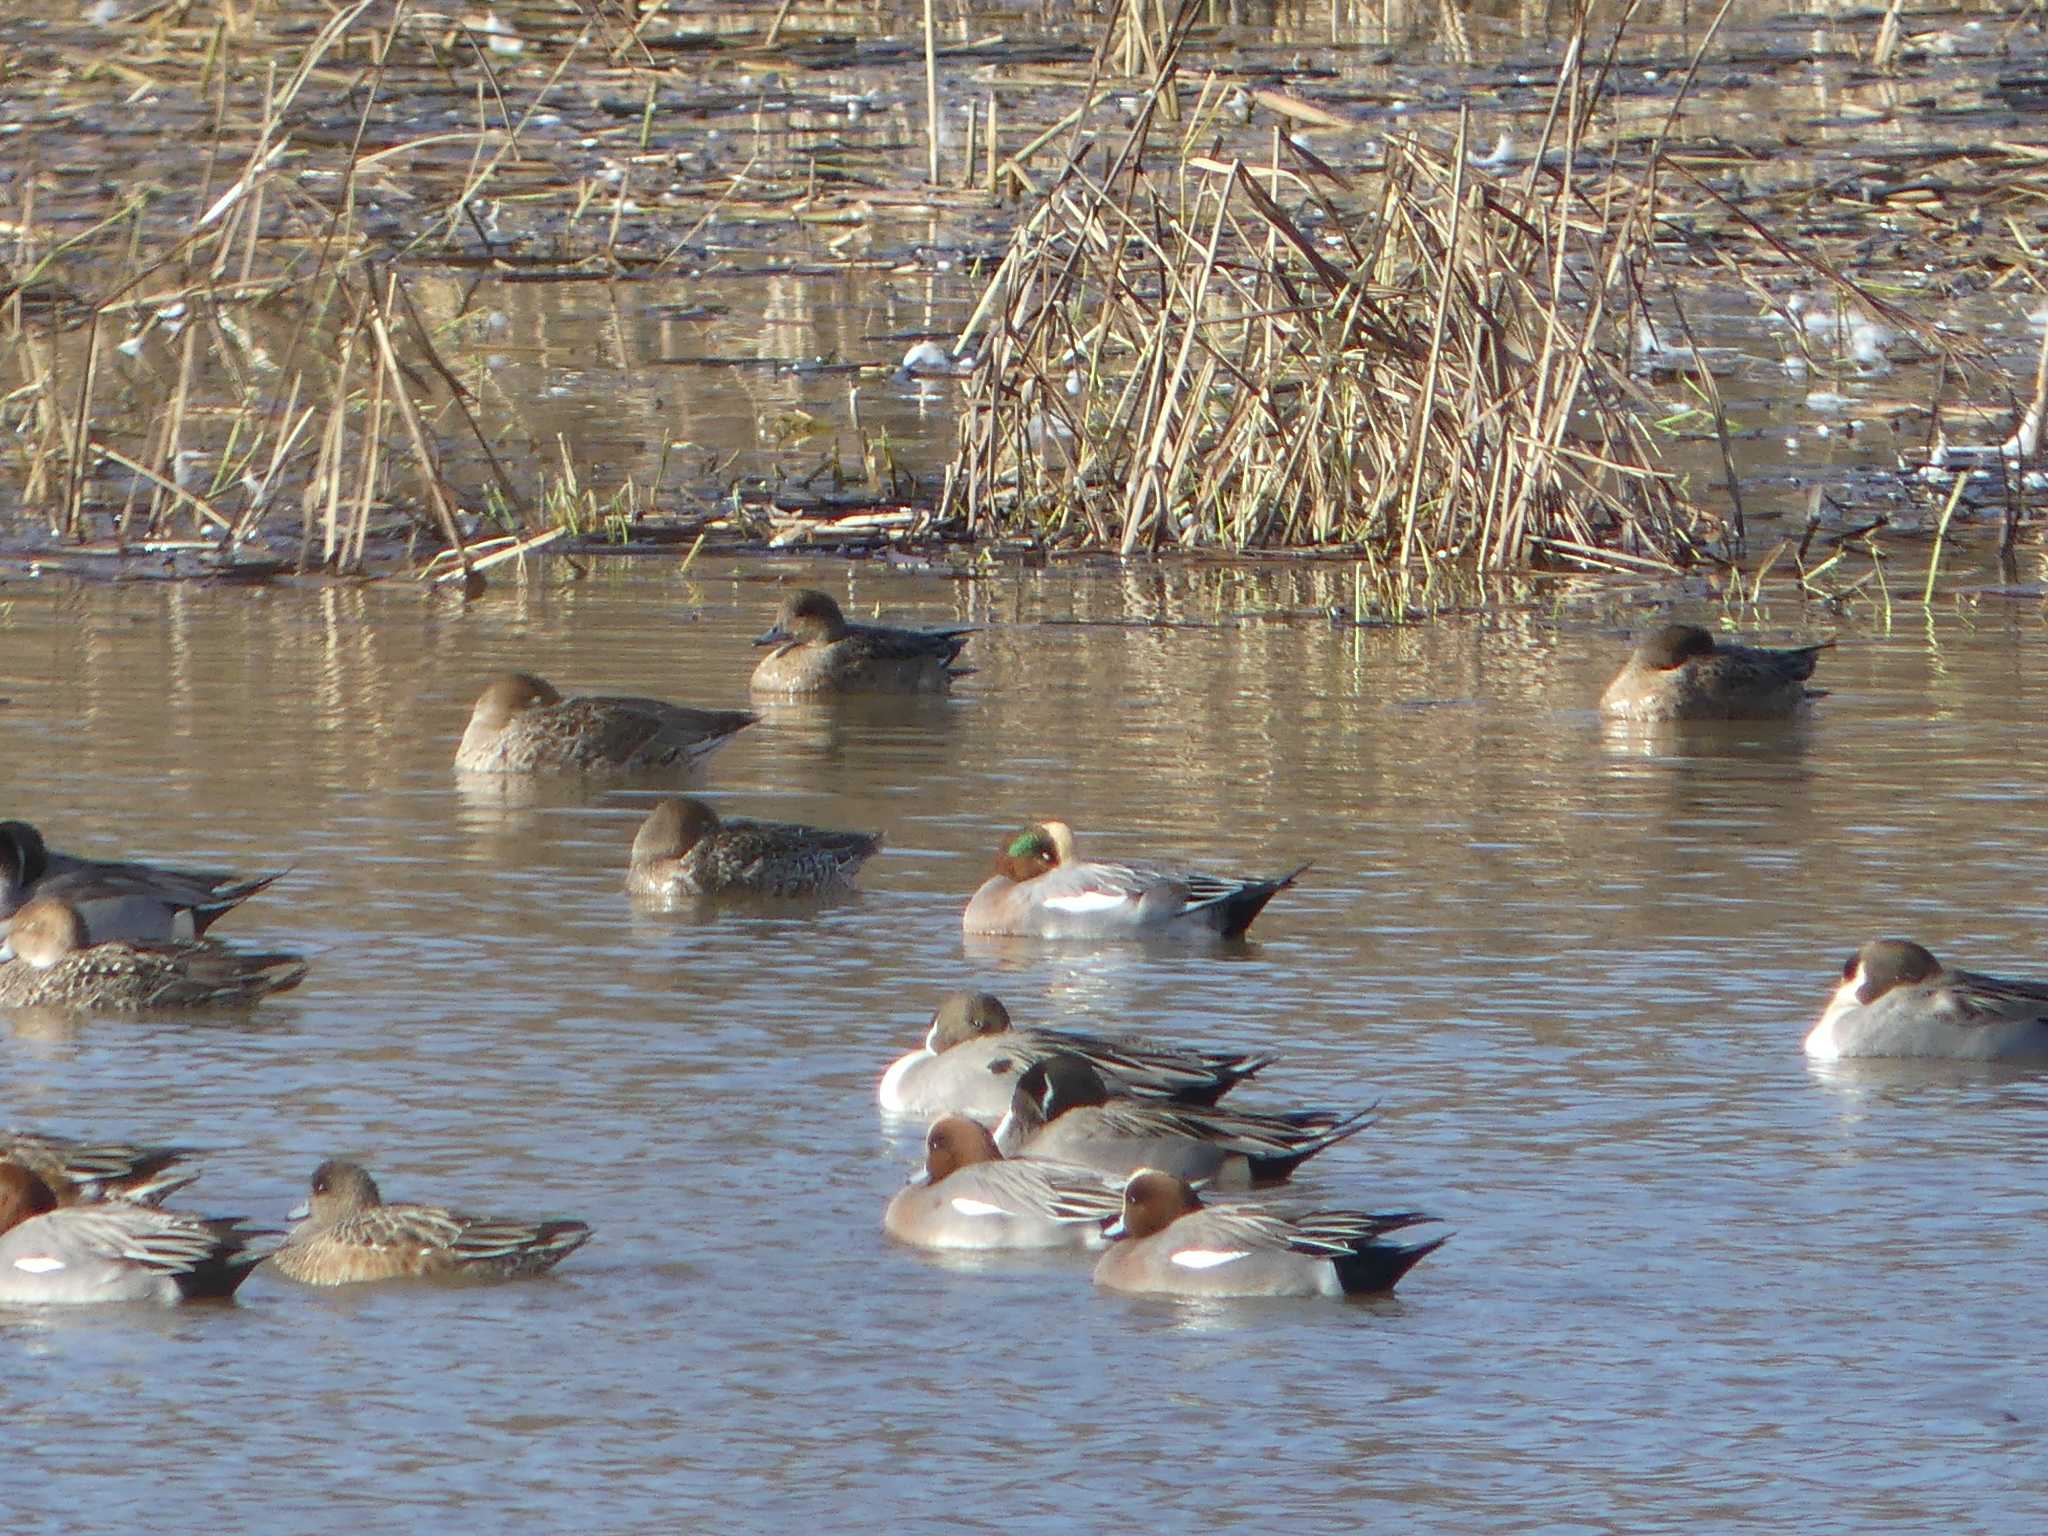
xmin=12 ymin=1255 xmax=66 ymax=1274
xmin=1170 ymin=1248 xmax=1249 ymax=1270
xmin=949 ymin=1197 xmax=1007 ymax=1218
xmin=1043 ymin=891 xmax=1129 ymax=914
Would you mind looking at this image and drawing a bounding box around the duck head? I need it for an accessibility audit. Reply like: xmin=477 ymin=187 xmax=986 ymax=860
xmin=756 ymin=589 xmax=849 ymax=649
xmin=1633 ymin=624 xmax=1717 ymax=671
xmin=1104 ymin=1168 xmax=1203 ymax=1241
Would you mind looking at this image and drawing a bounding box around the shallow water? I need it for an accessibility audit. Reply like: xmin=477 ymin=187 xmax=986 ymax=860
xmin=4 ymin=562 xmax=2048 ymax=1529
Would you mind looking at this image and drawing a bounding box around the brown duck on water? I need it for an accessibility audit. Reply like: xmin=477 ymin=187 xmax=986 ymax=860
xmin=1599 ymin=624 xmax=1830 ymax=722
xmin=0 ymin=897 xmax=307 ymax=1011
xmin=749 ymin=589 xmax=973 ymax=695
xmin=455 ymin=672 xmax=755 ymax=775
xmin=625 ymin=797 xmax=882 ymax=898
xmin=269 ymin=1159 xmax=591 ymax=1286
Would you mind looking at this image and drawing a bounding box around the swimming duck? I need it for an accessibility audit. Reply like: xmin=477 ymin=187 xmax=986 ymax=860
xmin=626 ymin=797 xmax=881 ymax=898
xmin=269 ymin=1159 xmax=591 ymax=1285
xmin=1092 ymin=1169 xmax=1445 ymax=1299
xmin=1 ymin=819 xmax=282 ymax=942
xmin=962 ymin=821 xmax=1307 ymax=941
xmin=749 ymin=589 xmax=972 ymax=694
xmin=0 ymin=1164 xmax=268 ymax=1304
xmin=1804 ymin=939 xmax=2048 ymax=1061
xmin=0 ymin=1130 xmax=201 ymax=1206
xmin=878 ymin=990 xmax=1273 ymax=1117
xmin=882 ymin=1115 xmax=1124 ymax=1251
xmin=992 ymin=1054 xmax=1372 ymax=1190
xmin=1600 ymin=624 xmax=1829 ymax=722
xmin=0 ymin=897 xmax=308 ymax=1010
xmin=455 ymin=672 xmax=755 ymax=774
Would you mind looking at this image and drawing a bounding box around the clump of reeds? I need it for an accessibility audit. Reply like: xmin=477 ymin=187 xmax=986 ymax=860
xmin=942 ymin=2 xmax=1709 ymax=572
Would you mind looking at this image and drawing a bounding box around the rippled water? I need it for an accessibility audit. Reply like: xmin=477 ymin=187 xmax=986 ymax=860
xmin=5 ymin=562 xmax=2048 ymax=1530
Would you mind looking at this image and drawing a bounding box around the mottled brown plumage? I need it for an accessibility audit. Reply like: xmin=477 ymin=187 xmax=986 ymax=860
xmin=0 ymin=897 xmax=307 ymax=1011
xmin=626 ymin=797 xmax=881 ymax=898
xmin=270 ymin=1159 xmax=591 ymax=1285
xmin=455 ymin=672 xmax=755 ymax=774
xmin=750 ymin=590 xmax=972 ymax=694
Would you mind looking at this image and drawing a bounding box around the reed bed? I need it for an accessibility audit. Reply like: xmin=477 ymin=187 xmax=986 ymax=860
xmin=939 ymin=0 xmax=2016 ymax=572
xmin=1 ymin=0 xmax=2044 ymax=584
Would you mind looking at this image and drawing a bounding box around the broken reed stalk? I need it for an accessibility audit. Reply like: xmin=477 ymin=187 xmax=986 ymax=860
xmin=923 ymin=0 xmax=941 ymax=187
xmin=943 ymin=5 xmax=1701 ymax=569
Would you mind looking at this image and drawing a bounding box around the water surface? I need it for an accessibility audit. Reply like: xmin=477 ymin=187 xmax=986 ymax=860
xmin=4 ymin=562 xmax=2048 ymax=1530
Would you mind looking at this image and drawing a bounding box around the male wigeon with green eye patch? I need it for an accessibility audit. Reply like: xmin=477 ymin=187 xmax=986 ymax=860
xmin=963 ymin=821 xmax=1307 ymax=941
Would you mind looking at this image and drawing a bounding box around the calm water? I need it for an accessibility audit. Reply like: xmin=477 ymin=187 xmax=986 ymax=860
xmin=4 ymin=562 xmax=2048 ymax=1531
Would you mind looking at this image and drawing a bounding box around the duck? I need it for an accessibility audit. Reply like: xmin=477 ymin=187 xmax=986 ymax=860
xmin=626 ymin=797 xmax=881 ymax=898
xmin=749 ymin=589 xmax=972 ymax=695
xmin=0 ymin=1130 xmax=201 ymax=1206
xmin=962 ymin=821 xmax=1308 ymax=941
xmin=1092 ymin=1169 xmax=1446 ymax=1299
xmin=1599 ymin=623 xmax=1829 ymax=722
xmin=1 ymin=819 xmax=282 ymax=942
xmin=1803 ymin=939 xmax=2048 ymax=1061
xmin=454 ymin=672 xmax=756 ymax=774
xmin=0 ymin=897 xmax=308 ymax=1010
xmin=882 ymin=1115 xmax=1124 ymax=1251
xmin=992 ymin=1054 xmax=1372 ymax=1190
xmin=878 ymin=990 xmax=1273 ymax=1118
xmin=0 ymin=1164 xmax=269 ymax=1304
xmin=269 ymin=1159 xmax=591 ymax=1284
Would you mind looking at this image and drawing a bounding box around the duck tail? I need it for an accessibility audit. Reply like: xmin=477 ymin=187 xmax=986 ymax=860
xmin=172 ymin=1220 xmax=274 ymax=1301
xmin=243 ymin=956 xmax=311 ymax=999
xmin=1334 ymin=1231 xmax=1449 ymax=1295
xmin=187 ymin=868 xmax=289 ymax=936
xmin=1166 ymin=1052 xmax=1278 ymax=1106
xmin=1783 ymin=640 xmax=1834 ymax=682
xmin=1245 ymin=1106 xmax=1377 ymax=1183
xmin=1214 ymin=863 xmax=1311 ymax=940
xmin=532 ymin=1220 xmax=594 ymax=1266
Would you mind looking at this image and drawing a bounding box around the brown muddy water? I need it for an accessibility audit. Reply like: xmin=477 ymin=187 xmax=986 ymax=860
xmin=5 ymin=560 xmax=2048 ymax=1530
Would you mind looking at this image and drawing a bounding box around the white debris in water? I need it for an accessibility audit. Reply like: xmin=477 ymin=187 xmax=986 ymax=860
xmin=1470 ymin=133 xmax=1516 ymax=171
xmin=86 ymin=0 xmax=123 ymax=22
xmin=898 ymin=342 xmax=971 ymax=379
xmin=2001 ymin=406 xmax=2041 ymax=460
xmin=471 ymin=11 xmax=525 ymax=56
xmin=1847 ymin=319 xmax=1893 ymax=368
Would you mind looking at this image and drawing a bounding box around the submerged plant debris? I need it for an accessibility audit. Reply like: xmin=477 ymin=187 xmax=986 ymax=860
xmin=1 ymin=0 xmax=2046 ymax=592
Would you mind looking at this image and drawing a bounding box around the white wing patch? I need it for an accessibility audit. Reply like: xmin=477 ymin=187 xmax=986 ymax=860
xmin=1044 ymin=890 xmax=1130 ymax=914
xmin=1170 ymin=1248 xmax=1249 ymax=1270
xmin=949 ymin=1197 xmax=1008 ymax=1218
xmin=12 ymin=1254 xmax=66 ymax=1274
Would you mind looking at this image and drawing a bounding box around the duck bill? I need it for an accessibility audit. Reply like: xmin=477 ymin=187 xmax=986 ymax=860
xmin=287 ymin=1200 xmax=310 ymax=1221
xmin=1103 ymin=1216 xmax=1128 ymax=1239
xmin=753 ymin=625 xmax=791 ymax=648
xmin=0 ymin=939 xmax=13 ymax=965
